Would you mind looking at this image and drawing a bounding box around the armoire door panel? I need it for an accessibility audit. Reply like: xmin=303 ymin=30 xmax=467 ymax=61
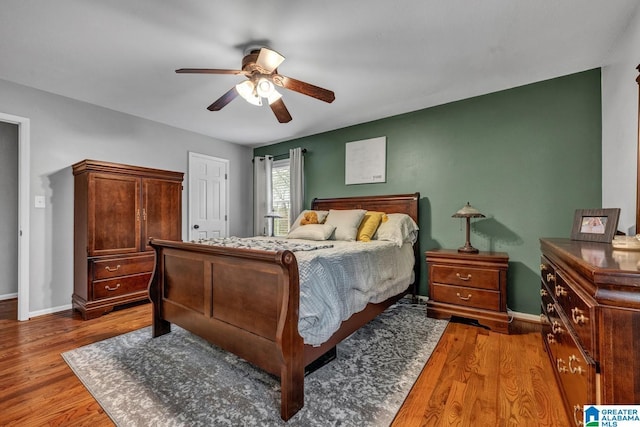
xmin=89 ymin=173 xmax=140 ymax=256
xmin=142 ymin=178 xmax=182 ymax=251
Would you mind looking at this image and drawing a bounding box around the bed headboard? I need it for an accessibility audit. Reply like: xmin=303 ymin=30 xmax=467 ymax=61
xmin=311 ymin=193 xmax=420 ymax=223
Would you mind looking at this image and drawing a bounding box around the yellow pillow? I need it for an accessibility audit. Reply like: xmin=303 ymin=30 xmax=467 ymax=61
xmin=357 ymin=211 xmax=387 ymax=242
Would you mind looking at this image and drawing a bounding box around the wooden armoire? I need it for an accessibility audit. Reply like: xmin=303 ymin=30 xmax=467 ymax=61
xmin=73 ymin=159 xmax=183 ymax=319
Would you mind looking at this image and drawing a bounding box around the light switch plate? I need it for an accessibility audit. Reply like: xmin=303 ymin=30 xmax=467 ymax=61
xmin=35 ymin=195 xmax=45 ymax=208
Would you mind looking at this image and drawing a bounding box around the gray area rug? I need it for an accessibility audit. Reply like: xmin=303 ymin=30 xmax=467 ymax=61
xmin=62 ymin=298 xmax=447 ymax=426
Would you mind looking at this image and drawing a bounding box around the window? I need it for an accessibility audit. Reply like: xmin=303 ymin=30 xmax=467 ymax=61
xmin=271 ymin=159 xmax=290 ymax=236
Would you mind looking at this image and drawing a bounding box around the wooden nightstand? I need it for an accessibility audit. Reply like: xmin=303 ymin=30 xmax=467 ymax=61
xmin=426 ymin=249 xmax=509 ymax=334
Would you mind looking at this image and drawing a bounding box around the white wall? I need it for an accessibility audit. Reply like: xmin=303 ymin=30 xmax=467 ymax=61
xmin=0 ymin=78 xmax=253 ymax=314
xmin=602 ymin=6 xmax=640 ymax=235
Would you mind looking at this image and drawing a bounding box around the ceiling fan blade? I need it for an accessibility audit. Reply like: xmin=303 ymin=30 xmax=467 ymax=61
xmin=207 ymin=87 xmax=239 ymax=111
xmin=272 ymin=75 xmax=335 ymax=103
xmin=256 ymin=48 xmax=285 ymax=73
xmin=176 ymin=68 xmax=249 ymax=75
xmin=269 ymin=98 xmax=292 ymax=123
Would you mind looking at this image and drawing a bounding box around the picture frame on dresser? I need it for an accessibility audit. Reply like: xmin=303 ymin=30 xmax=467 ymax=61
xmin=570 ymin=208 xmax=620 ymax=243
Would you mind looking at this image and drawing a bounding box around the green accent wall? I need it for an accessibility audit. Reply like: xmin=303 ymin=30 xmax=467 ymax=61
xmin=255 ymin=69 xmax=602 ymax=315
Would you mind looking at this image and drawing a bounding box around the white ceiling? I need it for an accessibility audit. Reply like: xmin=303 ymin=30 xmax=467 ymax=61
xmin=0 ymin=1 xmax=638 ymax=147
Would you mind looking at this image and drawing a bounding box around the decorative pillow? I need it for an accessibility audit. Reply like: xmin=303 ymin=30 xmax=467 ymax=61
xmin=286 ymin=223 xmax=336 ymax=241
xmin=324 ymin=209 xmax=367 ymax=241
xmin=373 ymin=213 xmax=419 ymax=246
xmin=290 ymin=210 xmax=329 ymax=231
xmin=356 ymin=211 xmax=387 ymax=242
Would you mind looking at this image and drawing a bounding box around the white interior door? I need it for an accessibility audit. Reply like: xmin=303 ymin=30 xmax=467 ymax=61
xmin=188 ymin=152 xmax=228 ymax=241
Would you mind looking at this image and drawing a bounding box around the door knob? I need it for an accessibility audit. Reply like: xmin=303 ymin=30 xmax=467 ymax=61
xmin=193 ymin=224 xmax=200 ymax=229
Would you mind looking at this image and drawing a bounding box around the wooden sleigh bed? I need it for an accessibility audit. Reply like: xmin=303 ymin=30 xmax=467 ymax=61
xmin=147 ymin=193 xmax=420 ymax=420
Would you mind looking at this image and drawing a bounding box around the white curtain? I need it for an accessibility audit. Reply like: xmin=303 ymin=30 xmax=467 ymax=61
xmin=253 ymin=155 xmax=273 ymax=236
xmin=289 ymin=147 xmax=304 ymax=226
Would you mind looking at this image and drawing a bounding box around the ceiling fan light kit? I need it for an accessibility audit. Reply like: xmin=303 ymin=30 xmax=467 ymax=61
xmin=235 ymin=80 xmax=262 ymax=106
xmin=176 ymin=47 xmax=335 ymax=123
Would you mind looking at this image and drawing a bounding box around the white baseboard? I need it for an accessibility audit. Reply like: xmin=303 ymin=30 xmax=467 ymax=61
xmin=29 ymin=303 xmax=73 ymax=319
xmin=0 ymin=292 xmax=18 ymax=301
xmin=416 ymin=296 xmax=540 ymax=323
xmin=508 ymin=309 xmax=541 ymax=323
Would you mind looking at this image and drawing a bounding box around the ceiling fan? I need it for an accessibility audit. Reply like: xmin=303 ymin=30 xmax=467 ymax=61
xmin=176 ymin=47 xmax=335 ymax=123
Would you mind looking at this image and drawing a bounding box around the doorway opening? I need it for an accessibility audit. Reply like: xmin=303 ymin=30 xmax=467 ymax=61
xmin=0 ymin=112 xmax=30 ymax=321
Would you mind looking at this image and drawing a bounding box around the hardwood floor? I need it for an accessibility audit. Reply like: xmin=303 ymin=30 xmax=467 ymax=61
xmin=392 ymin=319 xmax=570 ymax=426
xmin=0 ymin=299 xmax=570 ymax=426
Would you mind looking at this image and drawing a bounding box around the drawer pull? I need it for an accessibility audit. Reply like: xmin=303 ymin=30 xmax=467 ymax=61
xmin=540 ymin=263 xmax=547 ymax=271
xmin=456 ymin=292 xmax=472 ymax=301
xmin=556 ymin=358 xmax=568 ymax=373
xmin=546 ymin=333 xmax=556 ymax=344
xmin=546 ymin=303 xmax=555 ymax=313
xmin=571 ymin=307 xmax=588 ymax=325
xmin=555 ymin=284 xmax=567 ymax=297
xmin=573 ymin=405 xmax=584 ymax=426
xmin=540 ymin=288 xmax=548 ymax=297
xmin=547 ymin=273 xmax=556 ymax=283
xmin=539 ymin=313 xmax=547 ymax=323
xmin=456 ymin=273 xmax=472 ymax=281
xmin=568 ymin=354 xmax=584 ymax=375
xmin=552 ymin=321 xmax=563 ymax=334
xmin=104 ymin=264 xmax=121 ymax=272
xmin=104 ymin=283 xmax=121 ymax=292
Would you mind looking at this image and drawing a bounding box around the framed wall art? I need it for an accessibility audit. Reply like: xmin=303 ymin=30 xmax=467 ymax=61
xmin=570 ymin=208 xmax=620 ymax=243
xmin=345 ymin=136 xmax=386 ymax=185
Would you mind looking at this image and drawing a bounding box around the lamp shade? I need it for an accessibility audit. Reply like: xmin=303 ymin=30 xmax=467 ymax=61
xmin=452 ymin=202 xmax=485 ymax=218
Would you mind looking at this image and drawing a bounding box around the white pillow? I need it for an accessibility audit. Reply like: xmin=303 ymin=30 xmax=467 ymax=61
xmin=324 ymin=209 xmax=367 ymax=241
xmin=287 ymin=224 xmax=336 ymax=241
xmin=374 ymin=213 xmax=419 ymax=246
xmin=289 ymin=210 xmax=329 ymax=231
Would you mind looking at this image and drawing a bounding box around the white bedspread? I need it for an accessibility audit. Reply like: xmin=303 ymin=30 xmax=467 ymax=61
xmin=197 ymin=236 xmax=415 ymax=346
xmin=281 ymin=238 xmax=415 ymax=346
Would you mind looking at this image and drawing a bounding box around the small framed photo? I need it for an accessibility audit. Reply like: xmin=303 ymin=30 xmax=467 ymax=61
xmin=570 ymin=208 xmax=620 ymax=243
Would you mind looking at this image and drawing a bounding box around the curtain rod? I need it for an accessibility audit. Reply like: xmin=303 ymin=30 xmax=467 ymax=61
xmin=254 ymin=148 xmax=307 ymax=162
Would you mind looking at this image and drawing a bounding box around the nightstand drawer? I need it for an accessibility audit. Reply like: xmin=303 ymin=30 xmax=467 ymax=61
xmin=431 ymin=283 xmax=501 ymax=311
xmin=431 ymin=265 xmax=500 ymax=290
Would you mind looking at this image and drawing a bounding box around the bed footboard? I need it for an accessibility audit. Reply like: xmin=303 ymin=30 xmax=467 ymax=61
xmin=148 ymin=238 xmax=304 ymax=420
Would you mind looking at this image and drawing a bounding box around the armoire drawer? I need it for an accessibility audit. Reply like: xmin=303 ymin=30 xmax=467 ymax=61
xmin=92 ymin=273 xmax=152 ymax=300
xmin=92 ymin=254 xmax=155 ymax=280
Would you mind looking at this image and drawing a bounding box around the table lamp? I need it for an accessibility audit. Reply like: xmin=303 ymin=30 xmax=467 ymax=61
xmin=264 ymin=211 xmax=282 ymax=237
xmin=452 ymin=202 xmax=485 ymax=253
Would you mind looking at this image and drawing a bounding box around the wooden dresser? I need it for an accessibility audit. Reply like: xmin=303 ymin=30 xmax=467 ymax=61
xmin=73 ymin=160 xmax=183 ymax=319
xmin=426 ymin=249 xmax=509 ymax=334
xmin=540 ymin=238 xmax=640 ymax=425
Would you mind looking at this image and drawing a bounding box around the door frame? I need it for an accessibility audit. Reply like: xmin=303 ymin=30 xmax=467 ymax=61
xmin=0 ymin=112 xmax=30 ymax=321
xmin=188 ymin=152 xmax=229 ymax=240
